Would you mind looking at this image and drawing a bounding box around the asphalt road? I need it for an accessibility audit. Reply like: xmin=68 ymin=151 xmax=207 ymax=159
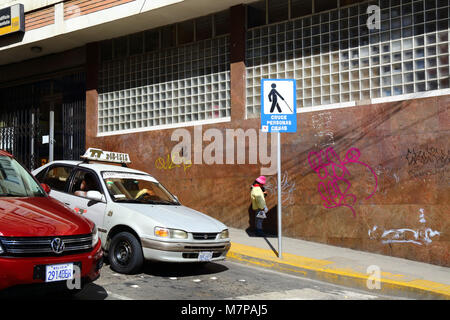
xmin=0 ymin=259 xmax=404 ymax=301
xmin=70 ymin=260 xmax=401 ymax=300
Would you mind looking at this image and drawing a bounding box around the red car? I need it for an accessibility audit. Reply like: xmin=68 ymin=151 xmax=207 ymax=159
xmin=0 ymin=150 xmax=103 ymax=294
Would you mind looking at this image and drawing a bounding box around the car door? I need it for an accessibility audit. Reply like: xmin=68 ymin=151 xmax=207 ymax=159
xmin=65 ymin=168 xmax=107 ymax=233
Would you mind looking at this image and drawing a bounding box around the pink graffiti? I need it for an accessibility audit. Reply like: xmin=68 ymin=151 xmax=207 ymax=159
xmin=308 ymin=147 xmax=378 ymax=217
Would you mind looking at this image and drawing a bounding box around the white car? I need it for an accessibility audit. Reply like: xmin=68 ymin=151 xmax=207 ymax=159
xmin=32 ymin=149 xmax=231 ymax=274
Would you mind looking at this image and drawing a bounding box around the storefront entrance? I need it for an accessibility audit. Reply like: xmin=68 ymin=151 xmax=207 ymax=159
xmin=0 ymin=72 xmax=86 ymax=170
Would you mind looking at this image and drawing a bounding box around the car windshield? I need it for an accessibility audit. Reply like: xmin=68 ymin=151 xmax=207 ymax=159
xmin=0 ymin=155 xmax=45 ymax=197
xmin=102 ymin=171 xmax=180 ymax=205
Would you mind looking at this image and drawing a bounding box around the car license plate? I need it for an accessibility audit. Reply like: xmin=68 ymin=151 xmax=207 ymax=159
xmin=198 ymin=251 xmax=213 ymax=262
xmin=45 ymin=263 xmax=74 ymax=282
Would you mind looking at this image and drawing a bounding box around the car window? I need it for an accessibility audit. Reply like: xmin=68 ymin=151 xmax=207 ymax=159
xmin=70 ymin=169 xmax=103 ymax=198
xmin=102 ymin=171 xmax=179 ymax=205
xmin=41 ymin=166 xmax=73 ymax=192
xmin=35 ymin=169 xmax=46 ymax=182
xmin=0 ymin=155 xmax=45 ymax=197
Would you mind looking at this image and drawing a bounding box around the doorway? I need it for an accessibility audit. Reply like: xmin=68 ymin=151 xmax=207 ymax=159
xmin=0 ymin=72 xmax=86 ymax=170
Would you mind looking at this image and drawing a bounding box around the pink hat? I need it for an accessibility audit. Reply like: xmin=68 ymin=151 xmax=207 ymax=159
xmin=256 ymin=176 xmax=266 ymax=185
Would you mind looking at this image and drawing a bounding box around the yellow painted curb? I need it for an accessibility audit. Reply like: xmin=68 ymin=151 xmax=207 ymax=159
xmin=226 ymin=242 xmax=450 ymax=300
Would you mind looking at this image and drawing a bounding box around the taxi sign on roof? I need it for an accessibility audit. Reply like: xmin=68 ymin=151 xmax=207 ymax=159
xmin=81 ymin=148 xmax=131 ymax=164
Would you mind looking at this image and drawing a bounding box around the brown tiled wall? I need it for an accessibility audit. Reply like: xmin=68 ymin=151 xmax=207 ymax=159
xmin=25 ymin=6 xmax=55 ymax=31
xmin=23 ymin=0 xmax=136 ymax=31
xmin=230 ymin=5 xmax=246 ymax=121
xmin=87 ymin=93 xmax=450 ymax=267
xmin=64 ymin=0 xmax=136 ymax=20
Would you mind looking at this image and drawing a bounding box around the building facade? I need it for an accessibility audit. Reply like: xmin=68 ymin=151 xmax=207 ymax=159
xmin=0 ymin=0 xmax=448 ymax=266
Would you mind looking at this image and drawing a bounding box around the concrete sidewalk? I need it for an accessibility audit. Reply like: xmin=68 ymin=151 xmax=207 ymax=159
xmin=225 ymin=227 xmax=450 ymax=300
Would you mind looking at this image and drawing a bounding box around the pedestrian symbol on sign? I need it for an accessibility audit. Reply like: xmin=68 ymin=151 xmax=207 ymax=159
xmin=268 ymin=83 xmax=293 ymax=113
xmin=268 ymin=83 xmax=284 ymax=113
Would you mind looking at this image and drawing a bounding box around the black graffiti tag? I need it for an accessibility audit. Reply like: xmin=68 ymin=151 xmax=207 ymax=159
xmin=405 ymin=146 xmax=450 ymax=168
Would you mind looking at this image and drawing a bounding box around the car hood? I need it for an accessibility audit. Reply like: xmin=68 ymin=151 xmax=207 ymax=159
xmin=118 ymin=203 xmax=227 ymax=233
xmin=0 ymin=197 xmax=94 ymax=237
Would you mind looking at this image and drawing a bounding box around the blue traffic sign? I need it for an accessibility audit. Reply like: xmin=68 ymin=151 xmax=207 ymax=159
xmin=261 ymin=79 xmax=297 ymax=133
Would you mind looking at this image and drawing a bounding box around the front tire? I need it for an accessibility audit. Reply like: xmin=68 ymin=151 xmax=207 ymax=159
xmin=109 ymin=231 xmax=144 ymax=274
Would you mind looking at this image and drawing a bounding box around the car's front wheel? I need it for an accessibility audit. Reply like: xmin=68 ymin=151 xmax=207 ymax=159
xmin=109 ymin=231 xmax=144 ymax=274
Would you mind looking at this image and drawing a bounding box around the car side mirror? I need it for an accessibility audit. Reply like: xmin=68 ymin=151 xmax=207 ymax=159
xmin=41 ymin=183 xmax=51 ymax=194
xmin=86 ymin=190 xmax=105 ymax=204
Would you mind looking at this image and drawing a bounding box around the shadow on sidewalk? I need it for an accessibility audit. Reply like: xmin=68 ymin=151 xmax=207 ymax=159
xmin=244 ymin=228 xmax=279 ymax=257
xmin=245 ymin=202 xmax=280 ymax=258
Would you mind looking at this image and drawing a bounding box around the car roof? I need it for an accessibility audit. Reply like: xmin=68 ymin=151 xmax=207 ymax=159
xmin=44 ymin=160 xmax=155 ymax=179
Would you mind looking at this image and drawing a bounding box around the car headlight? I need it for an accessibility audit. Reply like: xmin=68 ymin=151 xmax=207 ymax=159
xmin=155 ymin=227 xmax=188 ymax=239
xmin=92 ymin=225 xmax=99 ymax=247
xmin=0 ymin=241 xmax=4 ymax=255
xmin=220 ymin=229 xmax=229 ymax=239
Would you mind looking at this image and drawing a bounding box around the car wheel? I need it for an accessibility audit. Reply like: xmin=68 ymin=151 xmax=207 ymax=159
xmin=109 ymin=231 xmax=144 ymax=274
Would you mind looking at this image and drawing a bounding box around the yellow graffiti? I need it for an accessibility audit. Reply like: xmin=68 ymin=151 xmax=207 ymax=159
xmin=155 ymin=153 xmax=192 ymax=172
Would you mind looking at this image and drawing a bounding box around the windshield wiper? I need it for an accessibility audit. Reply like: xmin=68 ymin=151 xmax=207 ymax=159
xmin=115 ymin=198 xmax=179 ymax=205
xmin=147 ymin=200 xmax=179 ymax=205
xmin=114 ymin=199 xmax=147 ymax=204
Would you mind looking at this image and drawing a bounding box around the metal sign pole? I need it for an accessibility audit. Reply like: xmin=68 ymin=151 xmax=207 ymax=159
xmin=277 ymin=131 xmax=282 ymax=259
xmin=261 ymin=78 xmax=296 ymax=260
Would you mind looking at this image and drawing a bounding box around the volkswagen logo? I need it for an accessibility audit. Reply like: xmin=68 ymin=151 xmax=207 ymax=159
xmin=50 ymin=238 xmax=65 ymax=254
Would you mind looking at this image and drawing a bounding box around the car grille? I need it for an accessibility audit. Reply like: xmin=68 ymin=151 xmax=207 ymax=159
xmin=192 ymin=233 xmax=218 ymax=240
xmin=0 ymin=234 xmax=93 ymax=257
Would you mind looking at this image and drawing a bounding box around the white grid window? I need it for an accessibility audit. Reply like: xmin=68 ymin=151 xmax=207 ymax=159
xmin=246 ymin=0 xmax=450 ymax=117
xmin=98 ymin=36 xmax=230 ymax=134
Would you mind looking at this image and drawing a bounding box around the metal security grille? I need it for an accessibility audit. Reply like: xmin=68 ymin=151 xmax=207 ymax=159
xmin=63 ymin=99 xmax=86 ymax=160
xmin=0 ymin=72 xmax=86 ymax=169
xmin=0 ymin=108 xmax=40 ymax=170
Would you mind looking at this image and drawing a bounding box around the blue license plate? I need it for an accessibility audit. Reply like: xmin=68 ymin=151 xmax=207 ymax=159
xmin=45 ymin=263 xmax=74 ymax=282
xmin=198 ymin=252 xmax=213 ymax=262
